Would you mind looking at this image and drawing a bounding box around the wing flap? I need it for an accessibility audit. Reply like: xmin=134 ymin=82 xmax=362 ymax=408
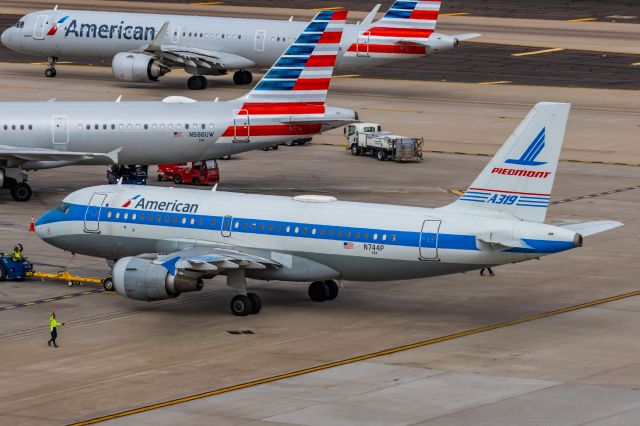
xmin=0 ymin=145 xmax=121 ymax=163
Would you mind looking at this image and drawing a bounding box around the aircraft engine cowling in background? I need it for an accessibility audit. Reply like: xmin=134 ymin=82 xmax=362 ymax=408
xmin=112 ymin=52 xmax=169 ymax=83
xmin=112 ymin=256 xmax=204 ymax=301
xmin=424 ymin=34 xmax=458 ymax=54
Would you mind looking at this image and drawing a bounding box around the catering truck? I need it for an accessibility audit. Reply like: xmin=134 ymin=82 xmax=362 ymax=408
xmin=344 ymin=123 xmax=423 ymax=162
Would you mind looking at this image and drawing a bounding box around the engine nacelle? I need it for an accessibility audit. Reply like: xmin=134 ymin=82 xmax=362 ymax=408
xmin=112 ymin=52 xmax=168 ymax=83
xmin=113 ymin=256 xmax=204 ymax=301
xmin=424 ymin=35 xmax=458 ymax=54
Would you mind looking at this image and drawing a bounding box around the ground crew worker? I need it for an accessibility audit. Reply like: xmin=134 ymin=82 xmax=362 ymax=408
xmin=11 ymin=243 xmax=23 ymax=262
xmin=47 ymin=311 xmax=65 ymax=348
xmin=480 ymin=267 xmax=495 ymax=276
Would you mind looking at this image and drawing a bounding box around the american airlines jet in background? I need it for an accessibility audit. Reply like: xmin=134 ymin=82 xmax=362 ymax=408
xmin=0 ymin=1 xmax=479 ymax=89
xmin=35 ymin=102 xmax=622 ymax=316
xmin=0 ymin=11 xmax=356 ymax=202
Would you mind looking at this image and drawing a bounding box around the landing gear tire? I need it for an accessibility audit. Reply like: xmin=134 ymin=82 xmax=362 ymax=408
xmin=45 ymin=68 xmax=56 ymax=78
xmin=308 ymin=281 xmax=329 ymax=302
xmin=325 ymin=280 xmax=339 ymax=301
xmin=233 ymin=70 xmax=253 ymax=85
xmin=377 ymin=150 xmax=387 ymax=161
xmin=285 ymin=140 xmax=295 ymax=147
xmin=272 ymin=145 xmax=279 ymax=150
xmin=187 ymin=75 xmax=208 ymax=90
xmin=157 ymin=174 xmax=163 ymax=181
xmin=350 ymin=145 xmax=360 ymax=156
xmin=220 ymin=155 xmax=231 ymax=160
xmin=102 ymin=277 xmax=114 ymax=291
xmin=10 ymin=183 xmax=32 ymax=202
xmin=173 ymin=175 xmax=182 ymax=184
xmin=230 ymin=294 xmax=253 ymax=316
xmin=248 ymin=292 xmax=262 ymax=314
xmin=0 ymin=265 xmax=6 ymax=281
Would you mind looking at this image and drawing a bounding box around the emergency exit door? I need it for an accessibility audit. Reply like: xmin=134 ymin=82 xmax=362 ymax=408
xmin=84 ymin=193 xmax=107 ymax=233
xmin=356 ymin=31 xmax=371 ymax=57
xmin=52 ymin=116 xmax=69 ymax=148
xmin=419 ymin=219 xmax=441 ymax=260
xmin=33 ymin=15 xmax=48 ymax=40
xmin=233 ymin=109 xmax=250 ymax=142
xmin=221 ymin=215 xmax=233 ymax=237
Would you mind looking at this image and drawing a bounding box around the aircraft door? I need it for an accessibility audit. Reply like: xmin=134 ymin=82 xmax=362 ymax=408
xmin=233 ymin=109 xmax=250 ymax=143
xmin=52 ymin=116 xmax=69 ymax=148
xmin=221 ymin=215 xmax=233 ymax=237
xmin=33 ymin=15 xmax=48 ymax=40
xmin=171 ymin=26 xmax=180 ymax=43
xmin=356 ymin=31 xmax=371 ymax=57
xmin=419 ymin=219 xmax=441 ymax=260
xmin=84 ymin=193 xmax=108 ymax=233
xmin=254 ymin=30 xmax=266 ymax=51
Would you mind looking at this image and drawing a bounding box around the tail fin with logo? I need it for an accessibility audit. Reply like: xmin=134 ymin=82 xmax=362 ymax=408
xmin=441 ymin=102 xmax=571 ymax=223
xmin=241 ymin=10 xmax=347 ymax=105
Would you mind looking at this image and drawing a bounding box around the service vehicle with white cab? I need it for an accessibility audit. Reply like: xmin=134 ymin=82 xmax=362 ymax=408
xmin=345 ymin=122 xmax=423 ymax=161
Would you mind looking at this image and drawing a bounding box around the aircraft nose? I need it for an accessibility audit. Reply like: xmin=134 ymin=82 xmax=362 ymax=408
xmin=1 ymin=28 xmax=10 ymax=46
xmin=35 ymin=210 xmax=56 ymax=240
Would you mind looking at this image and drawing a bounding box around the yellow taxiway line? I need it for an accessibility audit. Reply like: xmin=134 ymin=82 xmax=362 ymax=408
xmin=568 ymin=17 xmax=598 ymax=22
xmin=512 ymin=47 xmax=565 ymax=57
xmin=441 ymin=12 xmax=469 ymax=17
xmin=71 ymin=290 xmax=640 ymax=425
xmin=478 ymin=80 xmax=512 ymax=85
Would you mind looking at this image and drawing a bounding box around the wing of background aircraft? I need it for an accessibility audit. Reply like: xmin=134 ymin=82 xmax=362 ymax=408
xmin=0 ymin=145 xmax=121 ymax=164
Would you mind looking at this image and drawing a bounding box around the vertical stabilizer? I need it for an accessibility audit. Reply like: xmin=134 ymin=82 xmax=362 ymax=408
xmin=442 ymin=102 xmax=571 ymax=223
xmin=242 ymin=10 xmax=347 ymax=105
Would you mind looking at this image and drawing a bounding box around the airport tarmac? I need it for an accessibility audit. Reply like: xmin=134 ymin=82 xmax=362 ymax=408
xmin=0 ymin=57 xmax=638 ymax=426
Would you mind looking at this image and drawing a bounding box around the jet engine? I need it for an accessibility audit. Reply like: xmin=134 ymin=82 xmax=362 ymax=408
xmin=424 ymin=34 xmax=458 ymax=54
xmin=112 ymin=52 xmax=169 ymax=83
xmin=112 ymin=256 xmax=204 ymax=301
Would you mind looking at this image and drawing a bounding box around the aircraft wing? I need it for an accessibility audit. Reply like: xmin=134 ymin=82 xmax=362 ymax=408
xmin=150 ymin=245 xmax=280 ymax=277
xmin=557 ymin=220 xmax=624 ymax=237
xmin=145 ymin=45 xmax=256 ymax=70
xmin=0 ymin=145 xmax=121 ymax=163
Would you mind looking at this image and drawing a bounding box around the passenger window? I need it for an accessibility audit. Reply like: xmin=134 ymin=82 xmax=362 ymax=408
xmin=181 ymin=217 xmax=186 ymax=224
xmin=3 ymin=125 xmax=7 ymax=130
xmin=165 ymin=216 xmax=170 ymax=223
xmin=198 ymin=218 xmax=203 ymax=226
xmin=286 ymin=226 xmax=291 ymax=233
xmin=127 ymin=124 xmax=132 ymax=129
xmin=390 ymin=234 xmax=397 ymax=242
xmin=364 ymin=232 xmax=369 ymax=240
xmin=260 ymin=224 xmax=265 ymax=231
xmin=95 ymin=124 xmax=99 ymax=130
xmin=201 ymin=124 xmax=205 ymax=129
xmin=382 ymin=234 xmax=387 ymax=241
xmin=144 ymin=124 xmax=148 ymax=130
xmin=115 ymin=212 xmax=120 ymax=219
xmin=337 ymin=230 xmax=343 ymax=237
xmin=185 ymin=124 xmax=189 ymax=129
xmin=242 ymin=222 xmax=247 ymax=230
xmin=140 ymin=213 xmax=145 ymax=220
xmin=86 ymin=124 xmax=90 ymax=130
xmin=136 ymin=124 xmax=141 ymax=130
xmin=190 ymin=218 xmax=195 ymax=225
xmin=355 ymin=232 xmax=361 ymax=239
xmin=107 ymin=211 xmax=112 ymax=218
xmin=211 ymin=219 xmax=216 ymax=227
xmin=103 ymin=124 xmax=107 ymax=130
xmin=119 ymin=124 xmax=124 ymax=130
xmin=311 ymin=228 xmax=316 ymax=235
xmin=373 ymin=233 xmax=378 ymax=240
xmin=294 ymin=227 xmax=299 ymax=233
xmin=124 ymin=213 xmax=128 ymax=220
xmin=28 ymin=124 xmax=32 ymax=130
xmin=11 ymin=125 xmax=15 ymax=130
xmin=152 ymin=124 xmax=157 ymax=130
xmin=268 ymin=224 xmax=273 ymax=232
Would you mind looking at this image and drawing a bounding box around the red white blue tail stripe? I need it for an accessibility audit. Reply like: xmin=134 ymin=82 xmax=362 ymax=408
xmin=347 ymin=0 xmax=441 ymax=58
xmin=222 ymin=10 xmax=347 ymax=142
xmin=243 ymin=10 xmax=346 ymax=105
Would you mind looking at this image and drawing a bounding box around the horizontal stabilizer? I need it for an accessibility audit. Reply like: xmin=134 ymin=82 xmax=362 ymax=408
xmin=454 ymin=33 xmax=482 ymax=42
xmin=558 ymin=220 xmax=623 ymax=237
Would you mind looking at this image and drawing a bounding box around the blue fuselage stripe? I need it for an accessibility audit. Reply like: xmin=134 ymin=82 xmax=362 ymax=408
xmin=36 ymin=203 xmax=573 ymax=254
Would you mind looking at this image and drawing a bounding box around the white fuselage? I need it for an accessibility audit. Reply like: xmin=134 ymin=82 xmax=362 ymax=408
xmin=1 ymin=9 xmax=438 ymax=71
xmin=0 ymin=100 xmax=352 ymax=169
xmin=36 ymin=185 xmax=580 ymax=282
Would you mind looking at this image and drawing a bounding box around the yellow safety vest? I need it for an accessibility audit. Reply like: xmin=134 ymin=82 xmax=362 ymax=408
xmin=49 ymin=316 xmax=62 ymax=332
xmin=11 ymin=250 xmax=22 ymax=261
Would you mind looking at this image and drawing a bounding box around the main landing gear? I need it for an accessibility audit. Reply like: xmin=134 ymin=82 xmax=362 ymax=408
xmin=1 ymin=168 xmax=32 ymax=202
xmin=187 ymin=75 xmax=208 ymax=90
xmin=227 ymin=269 xmax=262 ymax=316
xmin=308 ymin=280 xmax=339 ymax=302
xmin=233 ymin=70 xmax=253 ymax=85
xmin=45 ymin=56 xmax=58 ymax=78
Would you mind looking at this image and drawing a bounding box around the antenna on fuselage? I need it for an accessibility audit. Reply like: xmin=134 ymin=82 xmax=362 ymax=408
xmin=117 ymin=177 xmax=123 ymax=186
xmin=212 ymin=184 xmax=218 ymax=192
xmin=54 ymin=5 xmax=58 ymax=11
xmin=115 ymin=95 xmax=122 ymax=103
xmin=47 ymin=98 xmax=56 ymax=102
xmin=214 ymin=97 xmax=219 ymax=102
xmin=289 ymin=16 xmax=293 ymax=22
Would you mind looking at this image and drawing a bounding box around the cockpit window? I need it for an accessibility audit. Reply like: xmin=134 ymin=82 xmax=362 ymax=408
xmin=55 ymin=202 xmax=71 ymax=214
xmin=15 ymin=21 xmax=25 ymax=29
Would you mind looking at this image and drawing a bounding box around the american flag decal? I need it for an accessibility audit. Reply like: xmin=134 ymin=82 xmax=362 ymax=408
xmin=174 ymin=131 xmax=183 ymax=137
xmin=343 ymin=242 xmax=354 ymax=249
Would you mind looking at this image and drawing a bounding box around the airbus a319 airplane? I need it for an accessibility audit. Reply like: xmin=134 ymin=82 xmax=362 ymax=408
xmin=36 ymin=102 xmax=622 ymax=316
xmin=1 ymin=1 xmax=479 ymax=89
xmin=0 ymin=11 xmax=356 ymax=202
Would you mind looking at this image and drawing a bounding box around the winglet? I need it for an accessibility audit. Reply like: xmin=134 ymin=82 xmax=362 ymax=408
xmin=148 ymin=21 xmax=170 ymax=51
xmin=360 ymin=4 xmax=381 ymax=27
xmin=106 ymin=147 xmax=123 ymax=164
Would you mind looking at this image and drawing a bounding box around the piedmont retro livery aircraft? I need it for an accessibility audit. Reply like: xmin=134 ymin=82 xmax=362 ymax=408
xmin=1 ymin=1 xmax=479 ymax=89
xmin=36 ymin=102 xmax=622 ymax=316
xmin=0 ymin=11 xmax=356 ymax=202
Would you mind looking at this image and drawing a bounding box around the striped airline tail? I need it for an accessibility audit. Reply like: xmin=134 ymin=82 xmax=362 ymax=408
xmin=373 ymin=0 xmax=441 ymax=39
xmin=242 ymin=10 xmax=347 ymax=105
xmin=346 ymin=0 xmax=441 ymax=58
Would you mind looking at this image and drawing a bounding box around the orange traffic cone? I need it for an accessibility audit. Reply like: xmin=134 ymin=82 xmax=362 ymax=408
xmin=29 ymin=216 xmax=35 ymax=233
